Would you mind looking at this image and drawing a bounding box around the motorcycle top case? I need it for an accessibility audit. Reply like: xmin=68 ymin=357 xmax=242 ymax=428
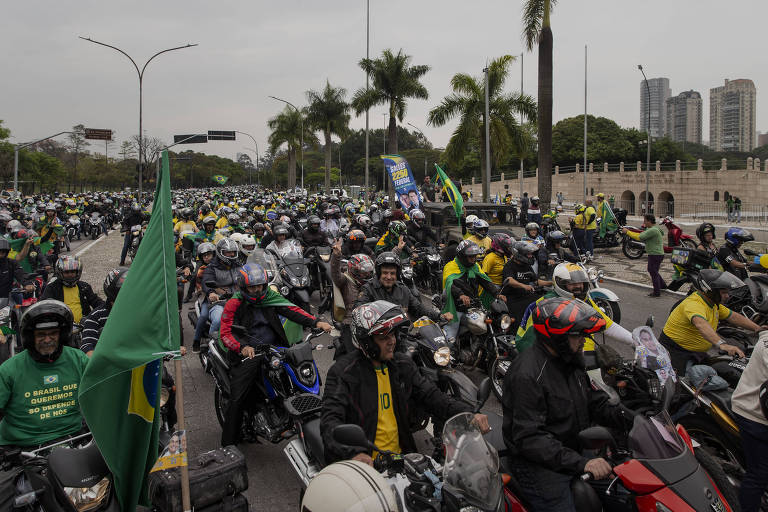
xmin=148 ymin=445 xmax=248 ymax=512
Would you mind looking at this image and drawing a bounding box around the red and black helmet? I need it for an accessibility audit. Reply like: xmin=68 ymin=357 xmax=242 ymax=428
xmin=347 ymin=254 xmax=374 ymax=285
xmin=532 ymin=297 xmax=606 ymax=340
xmin=490 ymin=233 xmax=514 ymax=256
xmin=237 ymin=264 xmax=269 ymax=303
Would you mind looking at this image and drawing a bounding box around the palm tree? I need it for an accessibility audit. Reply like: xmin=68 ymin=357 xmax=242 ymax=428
xmin=523 ymin=0 xmax=556 ymax=208
xmin=267 ymin=107 xmax=317 ymax=187
xmin=306 ymin=81 xmax=351 ymax=194
xmin=351 ymin=49 xmax=430 ymax=196
xmin=427 ymin=55 xmax=536 ymax=196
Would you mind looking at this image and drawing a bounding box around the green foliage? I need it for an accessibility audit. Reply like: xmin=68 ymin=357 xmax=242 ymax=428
xmin=0 ymin=120 xmax=10 ymax=141
xmin=305 ymin=81 xmax=351 ymax=192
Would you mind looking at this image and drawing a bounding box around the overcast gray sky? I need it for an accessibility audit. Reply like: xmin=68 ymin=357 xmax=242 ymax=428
xmin=2 ymin=0 xmax=764 ymax=161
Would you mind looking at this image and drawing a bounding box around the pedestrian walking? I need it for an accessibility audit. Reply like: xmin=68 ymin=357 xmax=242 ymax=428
xmin=622 ymin=214 xmax=665 ymax=297
xmin=727 ymin=196 xmax=734 ymax=222
xmin=520 ymin=192 xmax=529 ymax=226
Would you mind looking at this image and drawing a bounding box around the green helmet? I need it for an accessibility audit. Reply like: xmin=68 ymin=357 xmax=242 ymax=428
xmin=388 ymin=220 xmax=406 ymax=237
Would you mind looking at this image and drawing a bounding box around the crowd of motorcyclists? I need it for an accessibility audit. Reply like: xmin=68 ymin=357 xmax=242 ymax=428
xmin=0 ymin=184 xmax=767 ymax=511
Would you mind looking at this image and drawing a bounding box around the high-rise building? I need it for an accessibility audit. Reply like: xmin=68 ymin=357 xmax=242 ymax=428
xmin=665 ymin=90 xmax=702 ymax=145
xmin=757 ymin=132 xmax=768 ymax=147
xmin=640 ymin=77 xmax=671 ymax=138
xmin=709 ymin=79 xmax=757 ymax=152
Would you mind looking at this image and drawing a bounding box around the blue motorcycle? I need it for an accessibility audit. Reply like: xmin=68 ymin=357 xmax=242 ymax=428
xmin=207 ymin=328 xmax=325 ymax=444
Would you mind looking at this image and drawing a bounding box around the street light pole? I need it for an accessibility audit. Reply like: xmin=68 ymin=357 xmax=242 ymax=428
xmin=268 ymin=96 xmax=303 ymax=192
xmin=14 ymin=131 xmax=72 ymax=196
xmin=638 ymin=64 xmax=652 ymax=213
xmin=483 ymin=66 xmax=491 ymax=203
xmin=407 ymin=122 xmax=428 ymax=180
xmin=79 ymin=37 xmax=197 ymax=201
xmin=235 ymin=131 xmax=259 ymax=187
xmin=243 ymin=147 xmax=260 ymax=186
xmin=364 ymin=0 xmax=370 ymax=199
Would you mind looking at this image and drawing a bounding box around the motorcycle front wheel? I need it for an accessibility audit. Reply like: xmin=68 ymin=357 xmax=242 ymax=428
xmin=488 ymin=357 xmax=512 ymax=402
xmin=592 ymin=298 xmax=621 ymax=324
xmin=214 ymin=386 xmax=229 ymax=428
xmin=680 ymin=238 xmax=697 ymax=250
xmin=694 ymin=444 xmax=744 ymax=512
xmin=622 ymin=240 xmax=644 ymax=259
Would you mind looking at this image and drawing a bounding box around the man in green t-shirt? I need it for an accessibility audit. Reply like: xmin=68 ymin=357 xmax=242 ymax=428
xmin=622 ymin=214 xmax=665 ymax=297
xmin=0 ymin=300 xmax=88 ymax=448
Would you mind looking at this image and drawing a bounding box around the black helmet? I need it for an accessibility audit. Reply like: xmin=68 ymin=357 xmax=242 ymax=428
xmin=511 ymin=240 xmax=538 ymax=266
xmin=20 ymin=299 xmax=73 ymax=362
xmin=197 ymin=242 xmax=215 ymax=259
xmin=375 ymin=251 xmax=401 ymax=279
xmin=252 ymin=222 xmax=266 ymax=236
xmin=237 ymin=264 xmax=269 ymax=303
xmin=273 ymin=224 xmax=290 ymax=237
xmin=351 ymin=301 xmax=409 ymax=360
xmin=694 ymin=268 xmax=745 ymax=304
xmin=695 ymin=223 xmax=715 ymax=244
xmin=103 ymin=267 xmax=129 ymax=304
xmin=456 ymin=239 xmax=483 ymax=267
xmin=215 ymin=238 xmax=240 ymax=267
xmin=546 ymin=230 xmax=568 ymax=249
xmin=308 ymin=216 xmax=322 ymax=231
xmin=532 ymin=297 xmax=605 ymax=364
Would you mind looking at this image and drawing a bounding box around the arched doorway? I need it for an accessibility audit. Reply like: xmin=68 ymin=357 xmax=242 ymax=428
xmin=639 ymin=191 xmax=654 ymax=215
xmin=657 ymin=191 xmax=674 ymax=217
xmin=620 ymin=190 xmax=636 ymax=215
xmin=714 ymin=191 xmax=719 ymax=201
xmin=724 ymin=191 xmax=730 ymax=201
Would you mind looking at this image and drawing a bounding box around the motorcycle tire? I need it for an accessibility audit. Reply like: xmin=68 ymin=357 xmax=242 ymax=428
xmin=680 ymin=238 xmax=697 ymax=250
xmin=214 ymin=387 xmax=229 ymax=428
xmin=91 ymin=230 xmax=98 ymax=240
xmin=622 ymin=241 xmax=644 ymax=259
xmin=694 ymin=445 xmax=742 ymax=512
xmin=488 ymin=357 xmax=512 ymax=402
xmin=592 ymin=298 xmax=621 ymax=324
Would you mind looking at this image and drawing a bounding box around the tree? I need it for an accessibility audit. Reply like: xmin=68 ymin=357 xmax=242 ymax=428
xmin=68 ymin=124 xmax=90 ymax=191
xmin=306 ymin=81 xmax=351 ymax=193
xmin=0 ymin=120 xmax=10 ymax=141
xmin=119 ymin=140 xmax=136 ymax=161
xmin=523 ymin=0 xmax=556 ymax=209
xmin=427 ymin=55 xmax=536 ymax=200
xmin=351 ymin=49 xmax=430 ymax=197
xmin=129 ymin=135 xmax=165 ymax=183
xmin=268 ymin=107 xmax=318 ymax=188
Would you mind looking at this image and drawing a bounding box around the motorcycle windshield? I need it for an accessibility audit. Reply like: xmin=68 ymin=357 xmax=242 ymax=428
xmin=628 ymin=410 xmax=685 ymax=460
xmin=442 ymin=412 xmax=501 ymax=510
xmin=276 ymin=239 xmax=303 ymax=259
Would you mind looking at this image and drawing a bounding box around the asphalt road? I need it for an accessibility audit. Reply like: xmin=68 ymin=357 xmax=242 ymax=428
xmin=174 ymin=279 xmax=680 ymax=511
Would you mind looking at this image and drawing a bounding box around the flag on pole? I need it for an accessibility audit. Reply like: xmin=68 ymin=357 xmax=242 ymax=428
xmin=212 ymin=174 xmax=229 ymax=184
xmin=598 ymin=200 xmax=619 ymax=238
xmin=78 ymin=150 xmax=180 ymax=511
xmin=8 ymin=237 xmax=55 ymax=273
xmin=433 ymin=164 xmax=463 ymax=222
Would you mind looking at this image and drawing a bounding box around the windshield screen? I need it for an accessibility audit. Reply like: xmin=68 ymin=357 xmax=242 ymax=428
xmin=628 ymin=410 xmax=685 ymax=460
xmin=442 ymin=412 xmax=501 ymax=510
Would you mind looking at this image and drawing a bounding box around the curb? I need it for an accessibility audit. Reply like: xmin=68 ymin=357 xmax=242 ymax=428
xmin=603 ymin=275 xmax=687 ymax=297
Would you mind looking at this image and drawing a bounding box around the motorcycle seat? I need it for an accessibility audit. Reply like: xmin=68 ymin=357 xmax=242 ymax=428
xmin=704 ymin=388 xmax=734 ymax=418
xmin=48 ymin=442 xmax=110 ymax=488
xmin=302 ymin=418 xmax=326 ymax=468
xmin=746 ymin=277 xmax=768 ymax=312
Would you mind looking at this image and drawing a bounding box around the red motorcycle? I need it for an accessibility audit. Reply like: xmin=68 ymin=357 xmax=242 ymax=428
xmin=622 ymin=216 xmax=697 ymax=259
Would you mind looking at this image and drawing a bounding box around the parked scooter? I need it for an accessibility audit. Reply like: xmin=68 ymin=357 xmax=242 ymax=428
xmin=623 ymin=216 xmax=696 ymax=259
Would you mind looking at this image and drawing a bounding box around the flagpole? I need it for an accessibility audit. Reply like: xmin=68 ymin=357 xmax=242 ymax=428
xmin=175 ymin=357 xmax=192 ymax=512
xmin=583 ymin=44 xmax=587 ymax=204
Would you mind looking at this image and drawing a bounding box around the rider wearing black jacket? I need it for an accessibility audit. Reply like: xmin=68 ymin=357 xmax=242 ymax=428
xmin=405 ymin=210 xmax=438 ymax=246
xmin=300 ymin=216 xmax=329 ymax=247
xmin=502 ymin=297 xmax=634 ymax=510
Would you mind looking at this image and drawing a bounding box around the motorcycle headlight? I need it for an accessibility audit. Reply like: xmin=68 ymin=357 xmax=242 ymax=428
xmin=159 ymin=386 xmax=170 ymax=408
xmin=433 ymin=346 xmax=451 ymax=367
xmin=500 ymin=314 xmax=512 ymax=331
xmin=64 ymin=477 xmax=110 ymax=512
xmin=402 ymin=267 xmax=413 ymax=278
xmin=587 ymin=266 xmax=599 ymax=281
xmin=0 ymin=306 xmax=10 ymax=321
xmin=297 ymin=362 xmax=316 ymax=387
xmin=320 ymin=254 xmax=330 ymax=262
xmin=427 ymin=254 xmax=440 ymax=262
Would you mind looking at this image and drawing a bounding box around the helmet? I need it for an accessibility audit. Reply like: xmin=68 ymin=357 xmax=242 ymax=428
xmin=181 ymin=207 xmax=193 ymax=220
xmin=696 ymin=223 xmax=716 ymax=243
xmin=725 ymin=227 xmax=753 ymax=247
xmin=347 ymin=229 xmax=366 ymax=243
xmin=546 ymin=230 xmax=568 ymax=248
xmin=388 ymin=220 xmax=406 ymax=237
xmin=202 ymin=215 xmax=217 ymax=227
xmin=375 ymin=251 xmax=401 ymax=279
xmin=347 ymin=254 xmax=375 ymax=286
xmin=382 ymin=209 xmax=393 ymax=221
xmin=465 ymin=214 xmax=479 ymax=229
xmin=351 ymin=301 xmax=409 ymax=359
xmin=596 ymin=192 xmax=605 ymax=199
xmin=197 ymin=242 xmax=215 ymax=259
xmin=356 ymin=214 xmax=372 ymax=229
xmin=20 ymin=300 xmax=73 ymax=362
xmin=239 ymin=235 xmax=257 ymax=256
xmin=575 ymin=204 xmax=586 ymax=214
xmin=252 ymin=222 xmax=266 ymax=236
xmin=694 ymin=268 xmax=745 ymax=304
xmin=410 ymin=209 xmax=426 ymax=227
xmin=308 ymin=216 xmax=322 ymax=231
xmin=215 ymin=238 xmax=240 ymax=266
xmin=368 ymin=204 xmax=379 ymax=213
xmin=525 ymin=222 xmax=540 ymax=237
xmin=301 ymin=460 xmax=397 ymax=512
xmin=473 ymin=219 xmax=489 ymax=238
xmin=237 ymin=264 xmax=269 ymax=303
xmin=227 ymin=213 xmax=240 ymax=225
xmin=230 ymin=232 xmax=245 ymax=245
xmin=273 ymin=224 xmax=290 ymax=237
xmin=532 ymin=297 xmax=606 ymax=363
xmin=55 ymin=255 xmax=82 ymax=287
xmin=103 ymin=267 xmax=129 ymax=303
xmin=131 ymin=202 xmax=141 ymax=212
xmin=44 ymin=202 xmax=56 ymax=213
xmin=456 ymin=239 xmax=483 ymax=267
xmin=552 ymin=262 xmax=590 ymax=300
xmin=531 ymin=196 xmax=540 ymax=204
xmin=490 ymin=233 xmax=514 ymax=256
xmin=510 ymin=241 xmax=538 ymax=266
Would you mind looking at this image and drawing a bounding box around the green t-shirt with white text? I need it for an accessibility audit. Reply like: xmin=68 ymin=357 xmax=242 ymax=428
xmin=0 ymin=346 xmax=89 ymax=447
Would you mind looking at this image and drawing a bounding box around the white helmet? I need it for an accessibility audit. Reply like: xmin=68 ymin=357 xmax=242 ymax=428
xmin=301 ymin=460 xmax=397 ymax=512
xmin=239 ymin=235 xmax=257 ymax=256
xmin=552 ymin=262 xmax=590 ymax=301
xmin=230 ymin=232 xmax=245 ymax=245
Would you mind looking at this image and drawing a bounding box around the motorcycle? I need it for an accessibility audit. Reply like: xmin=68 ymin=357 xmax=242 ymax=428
xmin=0 ymin=433 xmax=119 ymax=512
xmin=207 ymin=328 xmax=325 ymax=444
xmin=411 ymin=245 xmax=442 ymax=295
xmin=87 ymin=213 xmax=102 ymax=240
xmin=304 ymin=245 xmax=332 ymax=315
xmin=66 ymin=215 xmax=80 ymax=243
xmin=126 ymin=224 xmax=144 ymax=262
xmin=265 ymin=239 xmax=312 ymax=314
xmin=623 ymin=216 xmax=697 ymax=259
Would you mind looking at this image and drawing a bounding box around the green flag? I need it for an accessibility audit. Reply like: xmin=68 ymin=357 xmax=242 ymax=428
xmin=433 ymin=164 xmax=464 ymax=223
xmin=78 ymin=150 xmax=179 ymax=511
xmin=8 ymin=237 xmax=55 ymax=273
xmin=598 ymin=200 xmax=619 ymax=238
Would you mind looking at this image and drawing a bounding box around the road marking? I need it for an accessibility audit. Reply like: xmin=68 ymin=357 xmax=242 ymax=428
xmin=603 ymin=275 xmax=686 ymax=296
xmin=73 ymin=229 xmax=117 ymax=258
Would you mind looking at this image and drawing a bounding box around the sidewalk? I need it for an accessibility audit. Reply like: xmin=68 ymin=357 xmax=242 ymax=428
xmin=589 ymin=246 xmax=677 ymax=288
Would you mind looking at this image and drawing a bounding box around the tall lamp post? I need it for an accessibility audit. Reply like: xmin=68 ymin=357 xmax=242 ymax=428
xmin=638 ymin=64 xmax=652 ymax=214
xmin=235 ymin=131 xmax=259 ymax=186
xmin=79 ymin=37 xmax=197 ymax=201
xmin=268 ymin=96 xmax=303 ymax=191
xmin=243 ymin=147 xmax=260 ymax=186
xmin=406 ymin=122 xmax=428 ymax=180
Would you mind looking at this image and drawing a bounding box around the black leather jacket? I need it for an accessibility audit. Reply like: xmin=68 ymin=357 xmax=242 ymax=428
xmin=200 ymin=257 xmax=242 ymax=302
xmin=355 ymin=278 xmax=440 ymax=321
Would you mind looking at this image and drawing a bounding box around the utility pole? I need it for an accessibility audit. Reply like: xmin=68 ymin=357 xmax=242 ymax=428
xmin=364 ymin=0 xmax=370 ymax=199
xmin=638 ymin=65 xmax=652 ymax=214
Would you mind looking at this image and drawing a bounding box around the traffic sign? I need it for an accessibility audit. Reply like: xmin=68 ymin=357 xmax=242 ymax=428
xmin=84 ymin=128 xmax=113 ymax=141
xmin=207 ymin=130 xmax=236 ymax=141
xmin=173 ymin=134 xmax=208 ymax=144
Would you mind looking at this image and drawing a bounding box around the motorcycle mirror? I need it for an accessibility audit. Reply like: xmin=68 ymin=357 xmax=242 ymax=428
xmin=578 ymin=426 xmax=616 ymax=451
xmin=333 ymin=424 xmax=375 ymax=451
xmin=645 ymin=315 xmax=654 ymax=328
xmin=474 ymin=378 xmax=492 ymax=413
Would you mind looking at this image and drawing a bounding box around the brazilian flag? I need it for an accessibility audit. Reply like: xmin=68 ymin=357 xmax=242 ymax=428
xmin=434 ymin=164 xmax=463 ymax=223
xmin=598 ymin=201 xmax=619 ymax=238
xmin=79 ymin=150 xmax=180 ymax=511
xmin=212 ymin=174 xmax=229 ymax=185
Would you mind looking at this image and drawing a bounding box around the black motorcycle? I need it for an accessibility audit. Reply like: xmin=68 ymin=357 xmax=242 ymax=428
xmin=304 ymin=245 xmax=332 ymax=315
xmin=411 ymin=245 xmax=442 ymax=295
xmin=265 ymin=240 xmax=312 ymax=314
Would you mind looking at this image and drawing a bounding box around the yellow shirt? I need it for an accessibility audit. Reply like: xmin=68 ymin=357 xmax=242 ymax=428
xmin=373 ymin=366 xmax=401 ymax=457
xmin=465 ymin=234 xmax=492 ymax=253
xmin=662 ymin=292 xmax=732 ymax=353
xmin=481 ymin=252 xmax=506 ymax=285
xmin=62 ymin=285 xmax=83 ymax=323
xmin=215 ymin=217 xmax=229 ymax=229
xmin=573 ymin=213 xmax=587 ymax=230
xmin=173 ymin=220 xmax=198 ymax=233
xmin=585 ymin=206 xmax=597 ymax=230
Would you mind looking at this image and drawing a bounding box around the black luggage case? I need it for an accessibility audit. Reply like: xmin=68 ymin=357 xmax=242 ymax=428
xmin=149 ymin=446 xmax=248 ymax=512
xmin=196 ymin=493 xmax=249 ymax=512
